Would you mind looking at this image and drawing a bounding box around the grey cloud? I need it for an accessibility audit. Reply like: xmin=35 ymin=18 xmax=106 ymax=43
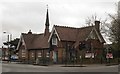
xmin=2 ymin=2 xmax=47 ymax=33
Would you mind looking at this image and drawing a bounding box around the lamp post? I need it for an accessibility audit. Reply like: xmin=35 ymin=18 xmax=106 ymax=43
xmin=3 ymin=32 xmax=12 ymax=62
xmin=3 ymin=32 xmax=12 ymax=41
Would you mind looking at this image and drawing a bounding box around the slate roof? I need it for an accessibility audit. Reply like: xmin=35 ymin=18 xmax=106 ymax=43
xmin=53 ymin=25 xmax=105 ymax=48
xmin=54 ymin=25 xmax=78 ymax=41
xmin=54 ymin=25 xmax=94 ymax=41
xmin=22 ymin=33 xmax=50 ymax=49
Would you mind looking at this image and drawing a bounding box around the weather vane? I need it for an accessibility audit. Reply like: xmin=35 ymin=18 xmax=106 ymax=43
xmin=47 ymin=4 xmax=48 ymax=9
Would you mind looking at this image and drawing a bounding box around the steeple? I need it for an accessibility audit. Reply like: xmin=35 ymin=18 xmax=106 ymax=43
xmin=44 ymin=5 xmax=50 ymax=35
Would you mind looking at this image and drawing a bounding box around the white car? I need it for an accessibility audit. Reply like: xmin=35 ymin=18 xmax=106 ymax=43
xmin=11 ymin=55 xmax=18 ymax=60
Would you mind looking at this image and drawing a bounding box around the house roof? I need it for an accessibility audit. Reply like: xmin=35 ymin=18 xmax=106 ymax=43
xmin=53 ymin=25 xmax=105 ymax=48
xmin=73 ymin=26 xmax=94 ymax=48
xmin=54 ymin=25 xmax=78 ymax=41
xmin=54 ymin=25 xmax=94 ymax=41
xmin=33 ymin=33 xmax=50 ymax=49
xmin=22 ymin=33 xmax=50 ymax=49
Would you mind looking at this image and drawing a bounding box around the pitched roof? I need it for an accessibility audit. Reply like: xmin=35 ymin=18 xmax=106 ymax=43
xmin=54 ymin=25 xmax=78 ymax=41
xmin=22 ymin=33 xmax=50 ymax=49
xmin=76 ymin=26 xmax=94 ymax=41
xmin=74 ymin=26 xmax=94 ymax=48
xmin=33 ymin=33 xmax=50 ymax=49
xmin=53 ymin=25 xmax=105 ymax=48
xmin=54 ymin=25 xmax=94 ymax=41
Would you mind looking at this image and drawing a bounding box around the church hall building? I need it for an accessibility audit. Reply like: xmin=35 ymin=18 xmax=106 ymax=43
xmin=17 ymin=8 xmax=105 ymax=65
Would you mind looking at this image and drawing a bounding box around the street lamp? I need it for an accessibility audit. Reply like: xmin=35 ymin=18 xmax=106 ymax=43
xmin=3 ymin=32 xmax=12 ymax=42
xmin=3 ymin=31 xmax=12 ymax=62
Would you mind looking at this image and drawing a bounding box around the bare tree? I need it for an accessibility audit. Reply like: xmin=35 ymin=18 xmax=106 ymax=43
xmin=86 ymin=2 xmax=120 ymax=63
xmin=107 ymin=2 xmax=120 ymax=63
xmin=108 ymin=1 xmax=120 ymax=48
xmin=85 ymin=14 xmax=98 ymax=26
xmin=85 ymin=14 xmax=110 ymax=41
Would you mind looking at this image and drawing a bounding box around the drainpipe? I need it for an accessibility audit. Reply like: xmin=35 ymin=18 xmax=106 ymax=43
xmin=28 ymin=50 xmax=29 ymax=64
xmin=35 ymin=50 xmax=37 ymax=62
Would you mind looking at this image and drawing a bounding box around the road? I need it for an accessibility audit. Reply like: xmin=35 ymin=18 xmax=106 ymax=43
xmin=2 ymin=62 xmax=119 ymax=72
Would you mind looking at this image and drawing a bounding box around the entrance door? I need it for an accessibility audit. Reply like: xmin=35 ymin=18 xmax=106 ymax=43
xmin=53 ymin=51 xmax=58 ymax=63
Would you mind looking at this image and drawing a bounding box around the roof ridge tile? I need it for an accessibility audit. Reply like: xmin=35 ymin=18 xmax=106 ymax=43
xmin=54 ymin=24 xmax=94 ymax=30
xmin=54 ymin=25 xmax=78 ymax=29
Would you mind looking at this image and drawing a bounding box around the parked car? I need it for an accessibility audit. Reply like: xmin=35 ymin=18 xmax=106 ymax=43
xmin=2 ymin=57 xmax=9 ymax=61
xmin=11 ymin=55 xmax=18 ymax=60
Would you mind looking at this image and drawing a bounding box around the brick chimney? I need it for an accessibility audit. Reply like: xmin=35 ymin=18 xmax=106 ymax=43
xmin=95 ymin=21 xmax=100 ymax=32
xmin=28 ymin=30 xmax=32 ymax=34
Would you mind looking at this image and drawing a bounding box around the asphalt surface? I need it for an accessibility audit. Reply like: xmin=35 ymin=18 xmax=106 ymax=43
xmin=2 ymin=62 xmax=119 ymax=72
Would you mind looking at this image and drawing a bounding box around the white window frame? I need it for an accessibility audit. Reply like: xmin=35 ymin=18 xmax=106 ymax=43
xmin=46 ymin=52 xmax=49 ymax=57
xmin=22 ymin=50 xmax=25 ymax=57
xmin=38 ymin=52 xmax=42 ymax=57
xmin=31 ymin=52 xmax=34 ymax=58
xmin=90 ymin=32 xmax=96 ymax=39
xmin=22 ymin=39 xmax=25 ymax=46
xmin=52 ymin=37 xmax=57 ymax=45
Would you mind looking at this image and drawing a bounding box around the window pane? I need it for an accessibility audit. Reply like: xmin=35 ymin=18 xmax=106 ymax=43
xmin=52 ymin=38 xmax=57 ymax=45
xmin=38 ymin=52 xmax=42 ymax=57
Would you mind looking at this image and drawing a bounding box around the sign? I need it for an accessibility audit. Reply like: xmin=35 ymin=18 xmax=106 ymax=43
xmin=106 ymin=53 xmax=113 ymax=59
xmin=85 ymin=53 xmax=94 ymax=58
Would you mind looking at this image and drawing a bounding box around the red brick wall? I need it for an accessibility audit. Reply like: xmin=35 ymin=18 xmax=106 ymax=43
xmin=57 ymin=48 xmax=63 ymax=63
xmin=18 ymin=45 xmax=28 ymax=61
xmin=93 ymin=40 xmax=103 ymax=49
xmin=28 ymin=49 xmax=49 ymax=62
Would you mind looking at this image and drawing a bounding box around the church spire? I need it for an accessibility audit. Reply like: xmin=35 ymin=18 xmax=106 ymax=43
xmin=44 ymin=5 xmax=50 ymax=35
xmin=45 ymin=5 xmax=49 ymax=27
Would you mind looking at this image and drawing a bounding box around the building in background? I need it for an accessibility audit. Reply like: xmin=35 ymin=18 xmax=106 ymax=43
xmin=1 ymin=47 xmax=9 ymax=61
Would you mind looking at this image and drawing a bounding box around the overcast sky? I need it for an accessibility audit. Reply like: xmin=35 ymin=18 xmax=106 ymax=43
xmin=0 ymin=0 xmax=118 ymax=47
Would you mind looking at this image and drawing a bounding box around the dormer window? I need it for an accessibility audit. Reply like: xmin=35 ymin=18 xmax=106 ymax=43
xmin=90 ymin=34 xmax=96 ymax=39
xmin=52 ymin=37 xmax=57 ymax=45
xmin=89 ymin=31 xmax=97 ymax=39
